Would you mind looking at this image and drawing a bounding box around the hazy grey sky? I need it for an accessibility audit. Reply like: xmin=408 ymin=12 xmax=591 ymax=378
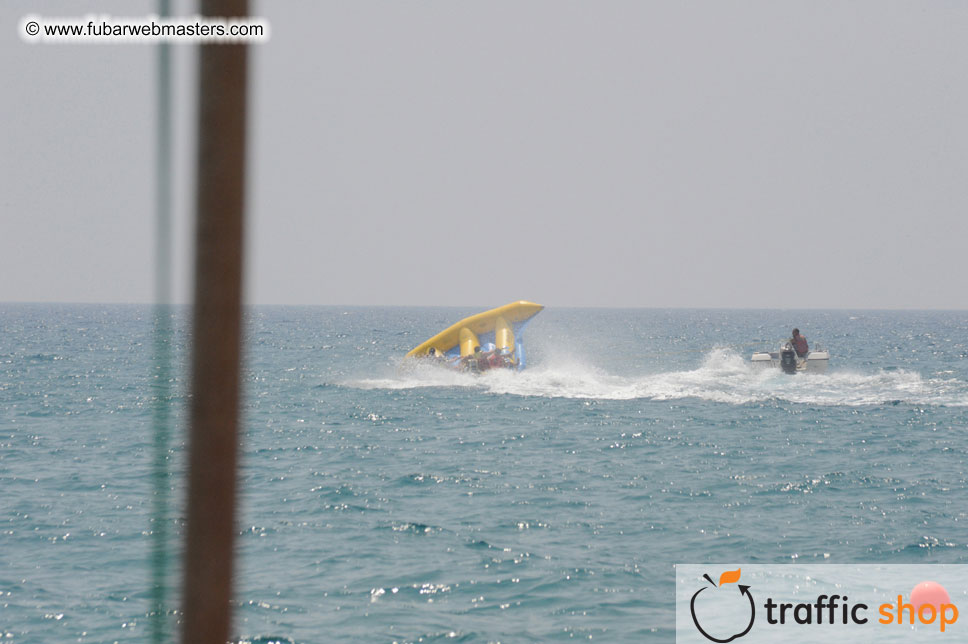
xmin=4 ymin=1 xmax=967 ymax=308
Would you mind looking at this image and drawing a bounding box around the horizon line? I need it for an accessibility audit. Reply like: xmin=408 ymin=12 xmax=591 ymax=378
xmin=1 ymin=300 xmax=967 ymax=313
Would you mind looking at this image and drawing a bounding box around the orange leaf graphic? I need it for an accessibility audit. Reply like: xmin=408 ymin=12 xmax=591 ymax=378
xmin=719 ymin=568 xmax=741 ymax=586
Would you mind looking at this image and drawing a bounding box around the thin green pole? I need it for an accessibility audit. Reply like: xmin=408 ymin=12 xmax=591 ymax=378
xmin=151 ymin=0 xmax=173 ymax=642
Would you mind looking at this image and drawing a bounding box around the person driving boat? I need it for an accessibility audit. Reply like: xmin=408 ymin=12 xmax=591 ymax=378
xmin=790 ymin=328 xmax=809 ymax=358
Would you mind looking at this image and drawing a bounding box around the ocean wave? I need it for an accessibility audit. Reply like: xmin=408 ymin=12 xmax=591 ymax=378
xmin=344 ymin=349 xmax=968 ymax=407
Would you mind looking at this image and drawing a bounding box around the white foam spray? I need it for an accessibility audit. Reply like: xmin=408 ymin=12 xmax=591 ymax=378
xmin=346 ymin=349 xmax=968 ymax=407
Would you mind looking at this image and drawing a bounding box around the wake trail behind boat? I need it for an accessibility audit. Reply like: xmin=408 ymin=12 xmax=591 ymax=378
xmin=345 ymin=349 xmax=968 ymax=407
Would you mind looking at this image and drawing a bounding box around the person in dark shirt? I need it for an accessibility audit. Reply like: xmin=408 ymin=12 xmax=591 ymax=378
xmin=790 ymin=328 xmax=809 ymax=358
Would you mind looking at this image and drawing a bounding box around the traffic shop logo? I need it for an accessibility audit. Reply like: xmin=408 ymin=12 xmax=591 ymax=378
xmin=685 ymin=569 xmax=960 ymax=640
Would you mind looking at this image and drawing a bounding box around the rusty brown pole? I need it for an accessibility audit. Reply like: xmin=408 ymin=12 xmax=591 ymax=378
xmin=181 ymin=1 xmax=248 ymax=643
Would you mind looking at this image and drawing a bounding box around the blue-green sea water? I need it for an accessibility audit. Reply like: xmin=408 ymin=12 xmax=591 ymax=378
xmin=2 ymin=304 xmax=967 ymax=642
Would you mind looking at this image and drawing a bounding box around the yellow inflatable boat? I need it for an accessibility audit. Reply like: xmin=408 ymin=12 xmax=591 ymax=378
xmin=406 ymin=301 xmax=543 ymax=372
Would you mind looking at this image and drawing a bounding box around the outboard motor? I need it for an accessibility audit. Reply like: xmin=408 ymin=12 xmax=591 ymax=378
xmin=780 ymin=347 xmax=798 ymax=374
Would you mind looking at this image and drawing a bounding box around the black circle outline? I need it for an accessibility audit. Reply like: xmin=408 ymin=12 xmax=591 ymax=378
xmin=690 ymin=585 xmax=755 ymax=643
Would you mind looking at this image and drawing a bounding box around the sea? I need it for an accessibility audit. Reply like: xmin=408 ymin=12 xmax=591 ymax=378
xmin=2 ymin=304 xmax=967 ymax=642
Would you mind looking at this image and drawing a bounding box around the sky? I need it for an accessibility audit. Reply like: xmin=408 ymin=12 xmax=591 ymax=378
xmin=3 ymin=1 xmax=967 ymax=309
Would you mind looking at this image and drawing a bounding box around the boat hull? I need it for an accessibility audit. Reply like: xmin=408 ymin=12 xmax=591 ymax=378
xmin=751 ymin=350 xmax=829 ymax=374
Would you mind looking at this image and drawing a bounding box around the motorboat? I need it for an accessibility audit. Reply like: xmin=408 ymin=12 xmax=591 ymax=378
xmin=751 ymin=342 xmax=829 ymax=374
xmin=406 ymin=301 xmax=543 ymax=373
